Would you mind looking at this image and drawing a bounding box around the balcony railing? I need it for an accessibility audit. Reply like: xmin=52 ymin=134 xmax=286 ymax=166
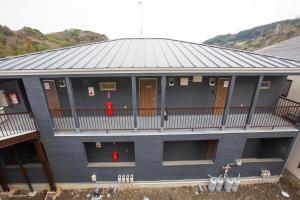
xmin=50 ymin=101 xmax=300 ymax=132
xmin=0 ymin=112 xmax=37 ymax=138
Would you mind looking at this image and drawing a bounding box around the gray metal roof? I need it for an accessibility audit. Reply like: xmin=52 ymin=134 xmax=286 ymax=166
xmin=256 ymin=36 xmax=300 ymax=60
xmin=1 ymin=38 xmax=300 ymax=76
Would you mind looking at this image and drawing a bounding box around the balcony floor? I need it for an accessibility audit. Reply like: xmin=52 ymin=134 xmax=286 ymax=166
xmin=0 ymin=114 xmax=37 ymax=140
xmin=52 ymin=112 xmax=294 ymax=131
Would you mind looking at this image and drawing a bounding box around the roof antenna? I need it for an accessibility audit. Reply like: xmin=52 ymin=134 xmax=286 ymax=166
xmin=137 ymin=1 xmax=144 ymax=38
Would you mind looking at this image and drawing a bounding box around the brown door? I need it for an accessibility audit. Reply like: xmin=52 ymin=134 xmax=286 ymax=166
xmin=139 ymin=79 xmax=157 ymax=116
xmin=214 ymin=78 xmax=229 ymax=114
xmin=43 ymin=80 xmax=61 ymax=117
xmin=207 ymin=140 xmax=217 ymax=159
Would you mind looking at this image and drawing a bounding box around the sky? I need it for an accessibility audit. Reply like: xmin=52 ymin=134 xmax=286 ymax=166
xmin=1 ymin=0 xmax=300 ymax=43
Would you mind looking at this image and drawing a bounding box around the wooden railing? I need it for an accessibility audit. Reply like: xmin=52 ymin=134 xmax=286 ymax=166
xmin=49 ymin=103 xmax=300 ymax=132
xmin=0 ymin=112 xmax=37 ymax=138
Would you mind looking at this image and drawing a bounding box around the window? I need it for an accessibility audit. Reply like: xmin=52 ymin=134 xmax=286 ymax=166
xmin=84 ymin=142 xmax=135 ymax=167
xmin=99 ymin=82 xmax=116 ymax=91
xmin=241 ymin=137 xmax=293 ymax=163
xmin=281 ymin=79 xmax=292 ymax=97
xmin=162 ymin=140 xmax=218 ymax=166
xmin=260 ymin=81 xmax=271 ymax=90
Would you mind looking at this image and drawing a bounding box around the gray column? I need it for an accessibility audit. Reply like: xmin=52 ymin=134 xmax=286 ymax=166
xmin=221 ymin=75 xmax=236 ymax=129
xmin=160 ymin=76 xmax=166 ymax=131
xmin=131 ymin=76 xmax=137 ymax=130
xmin=245 ymin=75 xmax=264 ymax=128
xmin=65 ymin=77 xmax=80 ymax=131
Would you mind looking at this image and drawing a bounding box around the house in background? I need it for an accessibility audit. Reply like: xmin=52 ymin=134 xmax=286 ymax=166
xmin=0 ymin=38 xmax=300 ymax=191
xmin=256 ymin=36 xmax=300 ymax=183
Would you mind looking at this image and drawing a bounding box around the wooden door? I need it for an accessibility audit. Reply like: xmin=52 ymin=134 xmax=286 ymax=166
xmin=139 ymin=79 xmax=157 ymax=116
xmin=43 ymin=80 xmax=61 ymax=117
xmin=207 ymin=140 xmax=217 ymax=159
xmin=214 ymin=78 xmax=229 ymax=114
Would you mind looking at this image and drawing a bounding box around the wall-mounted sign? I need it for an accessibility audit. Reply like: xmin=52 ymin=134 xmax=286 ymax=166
xmin=100 ymin=82 xmax=116 ymax=91
xmin=223 ymin=80 xmax=229 ymax=88
xmin=44 ymin=82 xmax=50 ymax=90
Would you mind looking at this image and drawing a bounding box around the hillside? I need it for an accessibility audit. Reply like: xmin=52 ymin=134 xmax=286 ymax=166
xmin=204 ymin=18 xmax=300 ymax=51
xmin=0 ymin=25 xmax=108 ymax=58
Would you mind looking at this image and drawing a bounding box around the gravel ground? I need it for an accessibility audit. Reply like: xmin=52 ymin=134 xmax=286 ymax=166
xmin=1 ymin=179 xmax=299 ymax=200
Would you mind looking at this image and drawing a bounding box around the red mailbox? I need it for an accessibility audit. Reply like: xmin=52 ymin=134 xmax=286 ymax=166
xmin=106 ymin=101 xmax=113 ymax=116
xmin=112 ymin=150 xmax=119 ymax=162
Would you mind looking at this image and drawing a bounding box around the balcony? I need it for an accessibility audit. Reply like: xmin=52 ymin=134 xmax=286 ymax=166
xmin=50 ymin=97 xmax=300 ymax=132
xmin=0 ymin=112 xmax=37 ymax=139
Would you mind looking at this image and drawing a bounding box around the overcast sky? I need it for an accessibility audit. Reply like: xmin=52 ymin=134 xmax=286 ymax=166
xmin=1 ymin=0 xmax=299 ymax=42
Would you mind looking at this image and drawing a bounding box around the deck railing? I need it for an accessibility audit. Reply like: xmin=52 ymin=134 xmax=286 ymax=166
xmin=49 ymin=103 xmax=300 ymax=132
xmin=0 ymin=112 xmax=37 ymax=138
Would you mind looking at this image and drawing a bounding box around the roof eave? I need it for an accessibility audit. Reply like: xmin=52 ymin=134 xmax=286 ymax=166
xmin=1 ymin=67 xmax=300 ymax=77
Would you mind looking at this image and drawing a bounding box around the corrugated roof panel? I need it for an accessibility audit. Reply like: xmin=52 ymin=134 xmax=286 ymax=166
xmin=165 ymin=40 xmax=194 ymax=67
xmin=46 ymin=46 xmax=90 ymax=69
xmin=266 ymin=56 xmax=300 ymax=68
xmin=249 ymin=54 xmax=288 ymax=68
xmin=84 ymin=40 xmax=117 ymax=68
xmin=0 ymin=54 xmax=40 ymax=70
xmin=23 ymin=49 xmax=70 ymax=69
xmin=233 ymin=51 xmax=271 ymax=68
xmin=156 ymin=39 xmax=181 ymax=67
xmin=203 ymin=46 xmax=240 ymax=67
xmin=144 ymin=39 xmax=157 ymax=67
xmin=79 ymin=43 xmax=109 ymax=69
xmin=108 ymin=39 xmax=131 ymax=67
xmin=13 ymin=51 xmax=56 ymax=70
xmin=193 ymin=45 xmax=229 ymax=67
xmin=172 ymin=41 xmax=204 ymax=67
xmin=59 ymin=43 xmax=100 ymax=69
xmin=98 ymin=40 xmax=127 ymax=68
xmin=149 ymin=39 xmax=169 ymax=67
xmin=133 ymin=39 xmax=146 ymax=67
xmin=181 ymin=43 xmax=215 ymax=67
xmin=38 ymin=47 xmax=82 ymax=69
xmin=211 ymin=48 xmax=253 ymax=67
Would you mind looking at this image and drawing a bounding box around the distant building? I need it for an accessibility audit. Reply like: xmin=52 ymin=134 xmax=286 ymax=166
xmin=257 ymin=36 xmax=300 ymax=182
xmin=0 ymin=38 xmax=300 ymax=191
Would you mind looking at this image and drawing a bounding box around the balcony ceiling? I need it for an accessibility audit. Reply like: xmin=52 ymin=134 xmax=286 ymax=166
xmin=0 ymin=38 xmax=300 ymax=76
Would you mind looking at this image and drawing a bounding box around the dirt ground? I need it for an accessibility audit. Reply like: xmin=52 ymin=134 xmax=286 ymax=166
xmin=1 ymin=178 xmax=300 ymax=200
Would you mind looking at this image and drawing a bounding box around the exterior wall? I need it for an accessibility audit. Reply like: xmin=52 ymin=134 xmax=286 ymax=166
xmin=52 ymin=76 xmax=286 ymax=110
xmin=72 ymin=77 xmax=132 ymax=109
xmin=1 ymin=75 xmax=295 ymax=184
xmin=0 ymin=79 xmax=29 ymax=113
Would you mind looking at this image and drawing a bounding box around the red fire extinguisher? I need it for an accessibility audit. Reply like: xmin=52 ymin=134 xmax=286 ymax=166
xmin=106 ymin=101 xmax=113 ymax=116
xmin=112 ymin=150 xmax=119 ymax=162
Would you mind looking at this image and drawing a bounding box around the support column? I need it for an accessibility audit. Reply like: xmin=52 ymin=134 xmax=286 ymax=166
xmin=11 ymin=146 xmax=33 ymax=192
xmin=0 ymin=168 xmax=9 ymax=192
xmin=221 ymin=75 xmax=236 ymax=129
xmin=131 ymin=76 xmax=137 ymax=130
xmin=245 ymin=75 xmax=264 ymax=128
xmin=65 ymin=77 xmax=80 ymax=131
xmin=160 ymin=76 xmax=166 ymax=131
xmin=33 ymin=140 xmax=56 ymax=191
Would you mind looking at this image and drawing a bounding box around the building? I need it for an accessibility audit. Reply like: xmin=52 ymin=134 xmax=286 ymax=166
xmin=256 ymin=36 xmax=300 ymax=182
xmin=0 ymin=38 xmax=300 ymax=191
